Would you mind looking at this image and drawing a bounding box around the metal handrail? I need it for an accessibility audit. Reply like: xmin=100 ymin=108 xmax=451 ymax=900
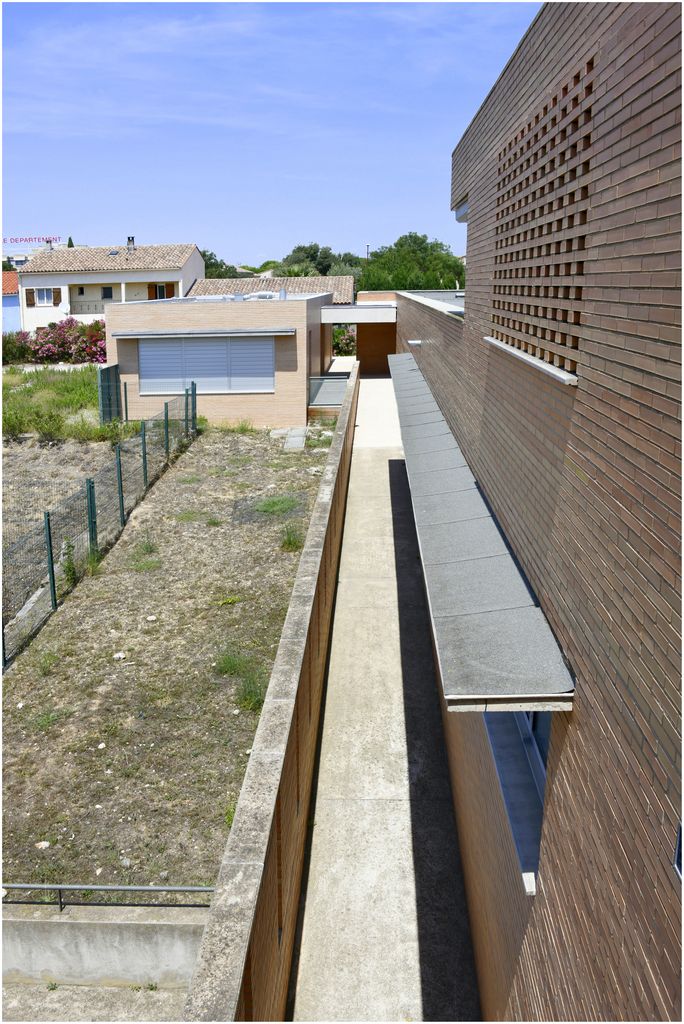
xmin=2 ymin=882 xmax=214 ymax=912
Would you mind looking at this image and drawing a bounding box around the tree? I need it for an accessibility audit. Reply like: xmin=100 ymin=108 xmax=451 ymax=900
xmin=357 ymin=233 xmax=465 ymax=291
xmin=329 ymin=260 xmax=362 ymax=281
xmin=67 ymin=236 xmax=74 ymax=247
xmin=279 ymin=261 xmax=318 ymax=278
xmin=200 ymin=249 xmax=241 ymax=279
xmin=2 ymin=259 xmax=13 ymax=271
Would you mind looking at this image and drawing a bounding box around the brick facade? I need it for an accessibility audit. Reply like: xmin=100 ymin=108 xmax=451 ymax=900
xmin=397 ymin=3 xmax=681 ymax=1018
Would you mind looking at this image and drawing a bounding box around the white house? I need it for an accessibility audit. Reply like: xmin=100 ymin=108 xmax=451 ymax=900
xmin=18 ymin=238 xmax=204 ymax=331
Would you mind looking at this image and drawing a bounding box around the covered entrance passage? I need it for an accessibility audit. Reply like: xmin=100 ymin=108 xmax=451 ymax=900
xmin=321 ymin=301 xmax=397 ymax=375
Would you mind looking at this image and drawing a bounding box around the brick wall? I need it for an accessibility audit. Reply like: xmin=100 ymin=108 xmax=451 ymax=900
xmin=397 ymin=3 xmax=681 ymax=1019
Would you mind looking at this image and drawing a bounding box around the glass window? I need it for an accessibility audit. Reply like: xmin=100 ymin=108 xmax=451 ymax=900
xmin=36 ymin=288 xmax=53 ymax=305
xmin=102 ymin=286 xmax=113 ymax=300
xmin=155 ymin=284 xmax=167 ymax=300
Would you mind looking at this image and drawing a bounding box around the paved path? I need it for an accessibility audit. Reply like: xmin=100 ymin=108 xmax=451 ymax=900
xmin=291 ymin=377 xmax=479 ymax=1022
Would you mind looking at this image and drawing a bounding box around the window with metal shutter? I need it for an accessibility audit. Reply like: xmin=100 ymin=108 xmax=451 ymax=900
xmin=138 ymin=336 xmax=275 ymax=394
xmin=139 ymin=339 xmax=184 ymax=395
xmin=184 ymin=340 xmax=230 ymax=394
xmin=230 ymin=337 xmax=274 ymax=392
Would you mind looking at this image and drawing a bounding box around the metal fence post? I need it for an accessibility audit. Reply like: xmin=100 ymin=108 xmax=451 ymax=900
xmin=86 ymin=478 xmax=98 ymax=554
xmin=43 ymin=512 xmax=58 ymax=611
xmin=115 ymin=444 xmax=126 ymax=527
xmin=164 ymin=403 xmax=170 ymax=459
xmin=97 ymin=366 xmax=106 ymax=425
xmin=123 ymin=382 xmax=129 ymax=423
xmin=184 ymin=388 xmax=189 ymax=436
xmin=141 ymin=421 xmax=148 ymax=489
xmin=191 ymin=381 xmax=197 ymax=433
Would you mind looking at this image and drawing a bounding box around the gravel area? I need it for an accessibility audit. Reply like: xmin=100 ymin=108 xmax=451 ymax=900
xmin=2 ymin=423 xmax=333 ymax=892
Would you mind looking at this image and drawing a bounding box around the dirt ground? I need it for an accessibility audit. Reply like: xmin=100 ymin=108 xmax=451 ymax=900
xmin=2 ymin=422 xmax=333 ymax=892
xmin=2 ymin=439 xmax=114 ymax=541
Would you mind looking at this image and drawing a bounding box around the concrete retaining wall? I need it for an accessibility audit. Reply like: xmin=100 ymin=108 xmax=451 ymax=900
xmin=184 ymin=364 xmax=360 ymax=1021
xmin=3 ymin=904 xmax=207 ymax=988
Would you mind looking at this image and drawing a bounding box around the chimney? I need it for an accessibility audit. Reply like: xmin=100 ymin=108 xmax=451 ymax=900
xmin=46 ymin=240 xmax=53 ymax=252
xmin=127 ymin=236 xmax=135 ymax=252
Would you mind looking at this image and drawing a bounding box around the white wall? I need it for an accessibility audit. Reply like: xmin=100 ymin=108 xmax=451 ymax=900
xmin=180 ymin=248 xmax=205 ymax=296
xmin=19 ymin=270 xmax=186 ymax=331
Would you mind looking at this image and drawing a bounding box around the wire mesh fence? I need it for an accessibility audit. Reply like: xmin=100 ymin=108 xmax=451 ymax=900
xmin=2 ymin=385 xmax=197 ymax=665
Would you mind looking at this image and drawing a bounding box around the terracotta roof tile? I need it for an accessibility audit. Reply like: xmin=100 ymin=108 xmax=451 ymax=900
xmin=20 ymin=244 xmax=199 ymax=274
xmin=2 ymin=271 xmax=18 ymax=295
xmin=188 ymin=275 xmax=354 ymax=304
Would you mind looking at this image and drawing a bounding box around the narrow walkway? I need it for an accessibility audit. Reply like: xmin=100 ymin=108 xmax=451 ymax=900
xmin=291 ymin=377 xmax=479 ymax=1021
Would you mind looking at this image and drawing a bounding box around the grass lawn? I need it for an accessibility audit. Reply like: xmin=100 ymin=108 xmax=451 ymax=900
xmin=2 ymin=366 xmax=136 ymax=443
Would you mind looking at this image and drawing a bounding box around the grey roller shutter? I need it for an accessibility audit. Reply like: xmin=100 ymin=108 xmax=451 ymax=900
xmin=139 ymin=339 xmax=184 ymax=395
xmin=230 ymin=337 xmax=274 ymax=392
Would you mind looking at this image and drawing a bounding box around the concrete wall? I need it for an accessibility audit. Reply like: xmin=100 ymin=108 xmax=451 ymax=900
xmin=185 ymin=365 xmax=360 ymax=1022
xmin=106 ymin=294 xmax=331 ymax=427
xmin=3 ymin=905 xmax=207 ymax=988
xmin=396 ymin=4 xmax=681 ymax=1019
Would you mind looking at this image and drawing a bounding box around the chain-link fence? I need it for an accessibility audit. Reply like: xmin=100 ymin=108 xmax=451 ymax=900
xmin=2 ymin=385 xmax=197 ymax=665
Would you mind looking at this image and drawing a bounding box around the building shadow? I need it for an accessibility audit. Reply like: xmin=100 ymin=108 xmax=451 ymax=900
xmin=388 ymin=458 xmax=481 ymax=1022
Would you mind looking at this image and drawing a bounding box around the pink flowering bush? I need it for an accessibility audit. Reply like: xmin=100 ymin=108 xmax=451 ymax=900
xmin=27 ymin=318 xmax=106 ymax=364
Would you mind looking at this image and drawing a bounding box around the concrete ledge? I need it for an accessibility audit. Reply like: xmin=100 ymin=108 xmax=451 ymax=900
xmin=484 ymin=336 xmax=578 ymax=385
xmin=185 ymin=363 xmax=360 ymax=1022
xmin=2 ymin=905 xmax=207 ymax=988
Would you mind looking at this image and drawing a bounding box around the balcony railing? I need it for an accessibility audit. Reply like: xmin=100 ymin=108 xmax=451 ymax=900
xmin=70 ymin=300 xmax=106 ymax=315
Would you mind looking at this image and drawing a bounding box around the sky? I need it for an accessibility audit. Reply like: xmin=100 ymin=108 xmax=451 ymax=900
xmin=2 ymin=1 xmax=541 ymax=265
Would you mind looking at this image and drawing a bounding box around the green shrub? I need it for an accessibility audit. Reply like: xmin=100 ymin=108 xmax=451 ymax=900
xmin=33 ymin=409 xmax=66 ymax=442
xmin=2 ymin=331 xmax=32 ymax=365
xmin=3 ymin=402 xmax=30 ymax=439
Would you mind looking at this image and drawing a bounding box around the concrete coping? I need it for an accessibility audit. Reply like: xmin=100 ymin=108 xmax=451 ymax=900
xmin=484 ymin=335 xmax=578 ymax=385
xmin=396 ymin=291 xmax=465 ymax=317
xmin=388 ymin=352 xmax=574 ymax=713
xmin=184 ymin=361 xmax=360 ymax=1021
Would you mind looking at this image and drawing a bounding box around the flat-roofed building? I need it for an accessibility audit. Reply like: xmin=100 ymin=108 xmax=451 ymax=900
xmin=388 ymin=3 xmax=681 ymax=1020
xmin=105 ymin=290 xmax=333 ymax=428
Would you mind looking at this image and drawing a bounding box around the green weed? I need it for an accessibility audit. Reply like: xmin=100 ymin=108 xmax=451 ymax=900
xmin=175 ymin=510 xmax=203 ymax=523
xmin=213 ymin=594 xmax=241 ymax=607
xmin=215 ymin=646 xmax=267 ymax=712
xmin=305 ymin=433 xmax=332 ymax=449
xmin=220 ymin=419 xmax=256 ymax=435
xmin=254 ymin=495 xmax=299 ymax=516
xmin=131 ymin=556 xmax=162 ymax=573
xmin=85 ymin=550 xmax=103 ymax=576
xmin=281 ymin=523 xmax=304 ymax=552
xmin=62 ymin=539 xmax=78 ymax=588
xmin=224 ymin=800 xmax=237 ymax=829
xmin=136 ymin=532 xmax=158 ymax=555
xmin=47 ymin=982 xmax=58 ymax=992
xmin=37 ymin=652 xmax=59 ymax=677
xmin=178 ymin=475 xmax=201 ymax=484
xmin=206 ymin=517 xmax=222 ymax=527
xmin=33 ymin=707 xmax=74 ymax=731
